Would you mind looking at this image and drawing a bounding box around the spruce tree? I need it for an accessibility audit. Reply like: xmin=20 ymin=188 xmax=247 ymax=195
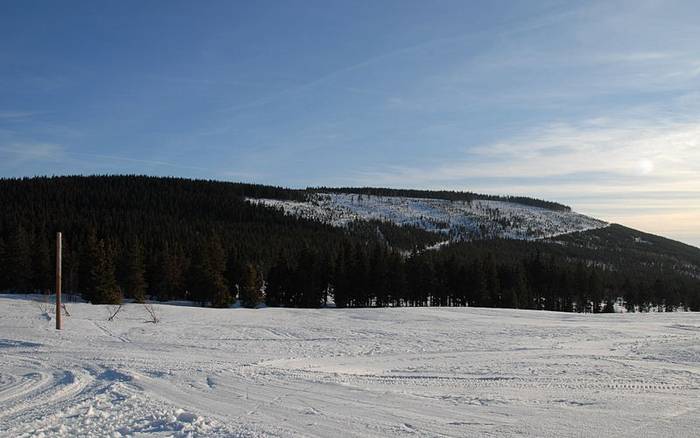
xmin=454 ymin=264 xmax=471 ymax=307
xmin=369 ymin=243 xmax=388 ymax=306
xmin=265 ymin=252 xmax=289 ymax=307
xmin=240 ymin=263 xmax=263 ymax=308
xmin=318 ymin=251 xmax=333 ymax=307
xmin=0 ymin=237 xmax=6 ymax=291
xmin=90 ymin=239 xmax=122 ymax=304
xmin=190 ymin=236 xmax=230 ymax=307
xmin=122 ymin=238 xmax=148 ymax=302
xmin=350 ymin=244 xmax=371 ymax=307
xmin=387 ymin=253 xmax=407 ymax=307
xmin=296 ymin=248 xmax=324 ymax=308
xmin=80 ymin=229 xmax=101 ymax=302
xmin=588 ymin=270 xmax=603 ymax=313
xmin=331 ymin=243 xmax=353 ymax=308
xmin=6 ymin=226 xmax=34 ymax=292
xmin=574 ymin=262 xmax=588 ymax=312
xmin=480 ymin=256 xmax=499 ymax=307
xmin=225 ymin=248 xmax=246 ymax=300
xmin=152 ymin=244 xmax=187 ymax=301
xmin=503 ymin=265 xmax=526 ymax=309
xmin=32 ymin=236 xmax=53 ymax=294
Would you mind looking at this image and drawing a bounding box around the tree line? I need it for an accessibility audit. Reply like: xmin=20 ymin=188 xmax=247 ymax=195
xmin=2 ymin=226 xmax=697 ymax=311
xmin=0 ymin=175 xmax=698 ymax=311
xmin=309 ymin=186 xmax=572 ymax=212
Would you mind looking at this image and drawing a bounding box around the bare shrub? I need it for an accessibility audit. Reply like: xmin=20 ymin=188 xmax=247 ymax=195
xmin=143 ymin=302 xmax=159 ymax=324
xmin=35 ymin=294 xmax=51 ymax=318
xmin=107 ymin=305 xmax=123 ymax=321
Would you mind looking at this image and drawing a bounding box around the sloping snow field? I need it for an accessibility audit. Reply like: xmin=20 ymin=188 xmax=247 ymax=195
xmin=1 ymin=295 xmax=698 ymax=437
xmin=248 ymin=193 xmax=607 ymax=241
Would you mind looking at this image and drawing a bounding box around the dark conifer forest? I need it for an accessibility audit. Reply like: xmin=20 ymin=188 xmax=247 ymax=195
xmin=0 ymin=175 xmax=698 ymax=311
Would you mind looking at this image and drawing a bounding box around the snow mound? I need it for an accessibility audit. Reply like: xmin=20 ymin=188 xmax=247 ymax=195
xmin=248 ymin=193 xmax=607 ymax=241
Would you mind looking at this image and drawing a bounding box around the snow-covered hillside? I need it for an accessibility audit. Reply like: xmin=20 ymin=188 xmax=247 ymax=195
xmin=248 ymin=193 xmax=607 ymax=241
xmin=1 ymin=295 xmax=698 ymax=437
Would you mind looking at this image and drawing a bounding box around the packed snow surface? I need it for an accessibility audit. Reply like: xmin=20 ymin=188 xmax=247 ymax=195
xmin=248 ymin=193 xmax=608 ymax=241
xmin=1 ymin=295 xmax=698 ymax=437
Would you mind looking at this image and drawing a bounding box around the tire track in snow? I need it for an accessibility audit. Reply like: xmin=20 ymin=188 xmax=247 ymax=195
xmin=0 ymin=355 xmax=241 ymax=437
xmin=251 ymin=365 xmax=697 ymax=393
xmin=92 ymin=320 xmax=131 ymax=343
xmin=0 ymin=357 xmax=92 ymax=429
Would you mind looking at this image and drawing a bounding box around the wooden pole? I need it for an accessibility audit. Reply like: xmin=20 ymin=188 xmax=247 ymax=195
xmin=56 ymin=232 xmax=62 ymax=330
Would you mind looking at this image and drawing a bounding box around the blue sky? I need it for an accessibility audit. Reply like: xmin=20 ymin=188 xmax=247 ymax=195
xmin=2 ymin=0 xmax=699 ymax=247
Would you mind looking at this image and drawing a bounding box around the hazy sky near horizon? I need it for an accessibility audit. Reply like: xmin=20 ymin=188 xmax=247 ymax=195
xmin=1 ymin=0 xmax=699 ymax=247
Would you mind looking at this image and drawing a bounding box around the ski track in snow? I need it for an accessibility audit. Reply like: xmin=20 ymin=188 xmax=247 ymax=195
xmin=247 ymin=193 xmax=608 ymax=242
xmin=1 ymin=295 xmax=698 ymax=437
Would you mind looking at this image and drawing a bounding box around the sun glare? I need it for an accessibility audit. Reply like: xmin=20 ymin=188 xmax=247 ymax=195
xmin=637 ymin=158 xmax=655 ymax=175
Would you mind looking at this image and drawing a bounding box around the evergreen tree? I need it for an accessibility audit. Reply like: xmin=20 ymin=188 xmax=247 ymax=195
xmin=225 ymin=248 xmax=247 ymax=300
xmin=405 ymin=252 xmax=422 ymax=306
xmin=527 ymin=252 xmax=545 ymax=309
xmin=189 ymin=236 xmax=230 ymax=307
xmin=369 ymin=243 xmax=388 ymax=306
xmin=240 ymin=263 xmax=263 ymax=308
xmin=454 ymin=264 xmax=471 ymax=307
xmin=543 ymin=256 xmax=558 ymax=311
xmin=588 ymin=270 xmax=603 ymax=313
xmin=348 ymin=244 xmax=370 ymax=307
xmin=295 ymin=248 xmax=324 ymax=308
xmin=5 ymin=226 xmax=33 ymax=292
xmin=573 ymin=262 xmax=588 ymax=312
xmin=151 ymin=244 xmax=187 ymax=301
xmin=386 ymin=253 xmax=407 ymax=307
xmin=652 ymin=278 xmax=665 ymax=312
xmin=688 ymin=286 xmax=700 ymax=311
xmin=265 ymin=252 xmax=290 ymax=307
xmin=481 ymin=254 xmax=499 ymax=307
xmin=503 ymin=265 xmax=526 ymax=309
xmin=80 ymin=229 xmax=101 ymax=302
xmin=32 ymin=235 xmax=53 ymax=294
xmin=0 ymin=237 xmax=6 ymax=291
xmin=332 ymin=245 xmax=351 ymax=308
xmin=122 ymin=238 xmax=148 ymax=302
xmin=622 ymin=277 xmax=637 ymax=312
xmin=559 ymin=268 xmax=575 ymax=312
xmin=90 ymin=239 xmax=122 ymax=304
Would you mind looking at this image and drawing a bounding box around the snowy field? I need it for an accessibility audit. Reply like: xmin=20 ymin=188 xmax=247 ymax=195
xmin=1 ymin=295 xmax=698 ymax=437
xmin=248 ymin=193 xmax=607 ymax=241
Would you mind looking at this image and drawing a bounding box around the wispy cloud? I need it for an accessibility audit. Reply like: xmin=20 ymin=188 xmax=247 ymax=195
xmin=69 ymin=151 xmax=211 ymax=172
xmin=350 ymin=112 xmax=700 ymax=246
xmin=0 ymin=142 xmax=64 ymax=161
xmin=0 ymin=142 xmax=252 ymax=180
xmin=0 ymin=111 xmax=40 ymax=121
xmin=356 ymin=116 xmax=700 ymax=187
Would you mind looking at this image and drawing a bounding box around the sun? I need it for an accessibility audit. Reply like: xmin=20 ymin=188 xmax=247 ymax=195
xmin=638 ymin=159 xmax=655 ymax=175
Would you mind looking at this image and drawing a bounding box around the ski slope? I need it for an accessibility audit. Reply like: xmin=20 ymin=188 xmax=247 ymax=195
xmin=1 ymin=295 xmax=698 ymax=437
xmin=248 ymin=193 xmax=607 ymax=241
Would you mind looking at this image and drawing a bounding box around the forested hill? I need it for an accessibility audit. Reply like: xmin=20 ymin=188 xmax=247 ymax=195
xmin=0 ymin=175 xmax=698 ymax=312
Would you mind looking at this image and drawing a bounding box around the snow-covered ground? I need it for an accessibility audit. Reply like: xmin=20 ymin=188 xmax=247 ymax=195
xmin=248 ymin=193 xmax=608 ymax=241
xmin=1 ymin=295 xmax=698 ymax=437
